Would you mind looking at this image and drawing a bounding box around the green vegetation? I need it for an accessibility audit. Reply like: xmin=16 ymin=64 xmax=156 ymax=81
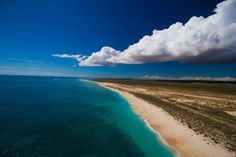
xmin=131 ymin=92 xmax=236 ymax=152
xmin=95 ymin=79 xmax=236 ymax=95
xmin=94 ymin=79 xmax=236 ymax=152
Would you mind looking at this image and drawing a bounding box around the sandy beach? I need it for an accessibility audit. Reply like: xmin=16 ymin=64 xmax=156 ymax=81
xmin=98 ymin=82 xmax=235 ymax=157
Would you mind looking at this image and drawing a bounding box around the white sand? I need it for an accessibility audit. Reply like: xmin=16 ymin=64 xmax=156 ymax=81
xmin=98 ymin=82 xmax=235 ymax=157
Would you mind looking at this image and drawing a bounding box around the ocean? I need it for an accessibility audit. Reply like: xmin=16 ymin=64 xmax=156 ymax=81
xmin=0 ymin=75 xmax=175 ymax=157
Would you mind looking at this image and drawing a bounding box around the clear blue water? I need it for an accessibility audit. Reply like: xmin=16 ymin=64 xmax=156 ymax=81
xmin=0 ymin=75 xmax=175 ymax=157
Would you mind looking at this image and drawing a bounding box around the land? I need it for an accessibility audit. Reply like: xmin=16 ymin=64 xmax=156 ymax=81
xmin=93 ymin=79 xmax=236 ymax=157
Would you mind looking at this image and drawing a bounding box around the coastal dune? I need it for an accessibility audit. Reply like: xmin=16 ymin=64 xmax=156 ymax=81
xmin=98 ymin=82 xmax=235 ymax=157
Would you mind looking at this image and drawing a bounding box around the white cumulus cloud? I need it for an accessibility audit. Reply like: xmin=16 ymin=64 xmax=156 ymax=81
xmin=53 ymin=0 xmax=236 ymax=66
xmin=79 ymin=47 xmax=120 ymax=66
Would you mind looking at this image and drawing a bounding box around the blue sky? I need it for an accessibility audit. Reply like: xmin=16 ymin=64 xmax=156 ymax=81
xmin=0 ymin=0 xmax=235 ymax=77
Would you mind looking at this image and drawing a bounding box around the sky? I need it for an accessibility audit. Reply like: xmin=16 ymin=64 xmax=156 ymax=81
xmin=0 ymin=0 xmax=235 ymax=78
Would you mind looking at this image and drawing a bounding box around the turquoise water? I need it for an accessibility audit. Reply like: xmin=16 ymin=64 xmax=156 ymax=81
xmin=0 ymin=75 xmax=175 ymax=157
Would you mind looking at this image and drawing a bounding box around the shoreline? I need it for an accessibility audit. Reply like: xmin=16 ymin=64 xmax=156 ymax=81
xmin=96 ymin=81 xmax=235 ymax=157
xmin=99 ymin=83 xmax=181 ymax=157
xmin=82 ymin=79 xmax=180 ymax=156
xmin=144 ymin=119 xmax=181 ymax=157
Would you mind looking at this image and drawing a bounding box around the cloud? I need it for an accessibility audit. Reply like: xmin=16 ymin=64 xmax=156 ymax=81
xmin=53 ymin=0 xmax=236 ymax=66
xmin=8 ymin=58 xmax=44 ymax=63
xmin=52 ymin=54 xmax=86 ymax=62
xmin=79 ymin=47 xmax=120 ymax=66
xmin=108 ymin=0 xmax=236 ymax=65
xmin=143 ymin=75 xmax=236 ymax=81
xmin=0 ymin=65 xmax=16 ymax=69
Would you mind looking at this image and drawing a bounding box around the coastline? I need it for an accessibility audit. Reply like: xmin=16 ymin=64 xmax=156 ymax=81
xmin=96 ymin=81 xmax=235 ymax=157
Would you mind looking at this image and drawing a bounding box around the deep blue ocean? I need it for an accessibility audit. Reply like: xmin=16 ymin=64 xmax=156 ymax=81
xmin=0 ymin=75 xmax=175 ymax=157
